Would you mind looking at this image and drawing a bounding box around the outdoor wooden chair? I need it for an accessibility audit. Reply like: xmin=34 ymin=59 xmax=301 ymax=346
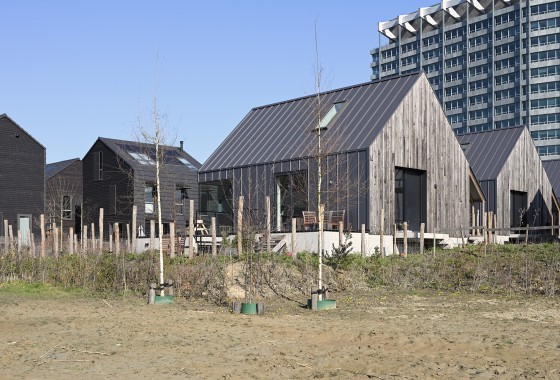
xmin=325 ymin=210 xmax=345 ymax=230
xmin=302 ymin=211 xmax=318 ymax=231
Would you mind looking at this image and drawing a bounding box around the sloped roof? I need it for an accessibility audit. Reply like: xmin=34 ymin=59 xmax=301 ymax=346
xmin=456 ymin=126 xmax=525 ymax=181
xmin=200 ymin=73 xmax=422 ymax=172
xmin=543 ymin=159 xmax=560 ymax=200
xmin=46 ymin=158 xmax=80 ymax=180
xmin=0 ymin=113 xmax=45 ymax=150
xmin=96 ymin=137 xmax=201 ymax=172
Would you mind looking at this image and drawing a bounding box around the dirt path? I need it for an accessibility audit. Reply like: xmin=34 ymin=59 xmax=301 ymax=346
xmin=1 ymin=290 xmax=559 ymax=379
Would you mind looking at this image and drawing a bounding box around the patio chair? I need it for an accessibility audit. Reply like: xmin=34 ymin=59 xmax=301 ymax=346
xmin=326 ymin=210 xmax=345 ymax=230
xmin=302 ymin=211 xmax=318 ymax=231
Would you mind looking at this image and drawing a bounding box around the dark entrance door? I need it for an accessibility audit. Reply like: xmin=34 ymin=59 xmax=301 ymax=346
xmin=395 ymin=167 xmax=427 ymax=231
xmin=510 ymin=191 xmax=527 ymax=228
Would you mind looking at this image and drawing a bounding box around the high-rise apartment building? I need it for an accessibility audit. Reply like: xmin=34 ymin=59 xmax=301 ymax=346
xmin=370 ymin=0 xmax=560 ymax=159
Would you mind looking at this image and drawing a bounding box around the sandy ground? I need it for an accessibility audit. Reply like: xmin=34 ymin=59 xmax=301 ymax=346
xmin=1 ymin=289 xmax=559 ymax=380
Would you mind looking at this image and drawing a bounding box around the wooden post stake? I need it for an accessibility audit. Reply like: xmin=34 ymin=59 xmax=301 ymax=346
xmin=109 ymin=231 xmax=113 ymax=253
xmin=265 ymin=196 xmax=271 ymax=253
xmin=393 ymin=223 xmax=397 ymax=256
xmin=30 ymin=231 xmax=35 ymax=258
xmin=361 ymin=224 xmax=366 ymax=257
xmin=126 ymin=223 xmax=131 ymax=253
xmin=114 ymin=222 xmax=120 ymax=254
xmin=402 ymin=222 xmax=408 ymax=258
xmin=211 ymin=217 xmax=217 ymax=256
xmin=131 ymin=205 xmax=137 ymax=253
xmin=83 ymin=224 xmax=88 ymax=254
xmin=291 ymin=218 xmax=297 ymax=257
xmin=8 ymin=225 xmax=13 ymax=254
xmin=486 ymin=211 xmax=491 ymax=244
xmin=237 ymin=196 xmax=244 ymax=257
xmin=525 ymin=224 xmax=529 ymax=245
xmin=53 ymin=223 xmax=59 ymax=258
xmin=338 ymin=221 xmax=344 ymax=249
xmin=460 ymin=225 xmax=465 ymax=247
xmin=38 ymin=215 xmax=45 ymax=258
xmin=91 ymin=222 xmax=95 ymax=253
xmin=420 ymin=223 xmax=425 ymax=255
xmin=471 ymin=205 xmax=475 ymax=236
xmin=99 ymin=208 xmax=104 ymax=253
xmin=69 ymin=227 xmax=74 ymax=254
xmin=150 ymin=220 xmax=155 ymax=251
xmin=3 ymin=219 xmax=8 ymax=256
xmin=189 ymin=200 xmax=195 ymax=258
xmin=380 ymin=208 xmax=385 ymax=257
xmin=74 ymin=234 xmax=78 ymax=255
xmin=170 ymin=222 xmax=176 ymax=258
xmin=476 ymin=209 xmax=480 ymax=236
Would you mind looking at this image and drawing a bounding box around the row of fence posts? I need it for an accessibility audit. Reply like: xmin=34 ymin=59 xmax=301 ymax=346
xmin=0 ymin=201 xmax=224 ymax=258
xmin=4 ymin=200 xmax=559 ymax=257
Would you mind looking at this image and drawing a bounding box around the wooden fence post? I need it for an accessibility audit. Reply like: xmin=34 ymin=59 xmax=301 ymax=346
xmin=126 ymin=223 xmax=131 ymax=253
xmin=487 ymin=212 xmax=492 ymax=244
xmin=53 ymin=223 xmax=59 ymax=258
xmin=83 ymin=224 xmax=88 ymax=254
xmin=91 ymin=222 xmax=95 ymax=253
xmin=291 ymin=218 xmax=297 ymax=256
xmin=380 ymin=208 xmax=385 ymax=257
xmin=420 ymin=223 xmax=425 ymax=255
xmin=338 ymin=221 xmax=344 ymax=249
xmin=471 ymin=205 xmax=475 ymax=236
xmin=131 ymin=205 xmax=137 ymax=253
xmin=99 ymin=208 xmax=104 ymax=253
xmin=393 ymin=224 xmax=397 ymax=256
xmin=170 ymin=222 xmax=175 ymax=258
xmin=402 ymin=222 xmax=408 ymax=258
xmin=237 ymin=196 xmax=243 ymax=257
xmin=189 ymin=200 xmax=195 ymax=258
xmin=476 ymin=209 xmax=480 ymax=236
xmin=525 ymin=225 xmax=529 ymax=245
xmin=74 ymin=234 xmax=78 ymax=255
xmin=361 ymin=224 xmax=366 ymax=257
xmin=211 ymin=217 xmax=217 ymax=256
xmin=265 ymin=196 xmax=271 ymax=253
xmin=150 ymin=220 xmax=155 ymax=251
xmin=69 ymin=227 xmax=74 ymax=254
xmin=114 ymin=222 xmax=120 ymax=254
xmin=8 ymin=225 xmax=13 ymax=254
xmin=39 ymin=215 xmax=45 ymax=258
xmin=3 ymin=219 xmax=8 ymax=256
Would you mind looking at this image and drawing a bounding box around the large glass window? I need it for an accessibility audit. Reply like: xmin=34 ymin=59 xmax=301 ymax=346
xmin=199 ymin=180 xmax=233 ymax=233
xmin=129 ymin=152 xmax=155 ymax=165
xmin=395 ymin=167 xmax=426 ymax=231
xmin=175 ymin=186 xmax=189 ymax=215
xmin=276 ymin=172 xmax=307 ymax=231
xmin=62 ymin=196 xmax=72 ymax=220
xmin=145 ymin=185 xmax=156 ymax=214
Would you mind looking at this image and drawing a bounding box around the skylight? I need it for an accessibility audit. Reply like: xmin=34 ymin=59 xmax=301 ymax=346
xmin=317 ymin=101 xmax=347 ymax=130
xmin=129 ymin=151 xmax=155 ymax=165
xmin=178 ymin=157 xmax=197 ymax=170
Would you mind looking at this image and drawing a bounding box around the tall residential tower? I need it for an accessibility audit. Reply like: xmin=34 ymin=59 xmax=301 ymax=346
xmin=370 ymin=0 xmax=560 ymax=159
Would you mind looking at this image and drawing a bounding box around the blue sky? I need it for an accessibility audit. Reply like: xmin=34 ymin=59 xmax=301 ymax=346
xmin=2 ymin=0 xmax=429 ymax=164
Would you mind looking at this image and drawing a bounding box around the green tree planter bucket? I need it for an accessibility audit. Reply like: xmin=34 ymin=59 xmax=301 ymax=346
xmin=241 ymin=303 xmax=258 ymax=315
xmin=307 ymin=299 xmax=337 ymax=310
xmin=154 ymin=295 xmax=174 ymax=305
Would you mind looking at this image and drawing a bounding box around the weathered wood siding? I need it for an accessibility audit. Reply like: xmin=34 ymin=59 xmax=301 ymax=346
xmin=495 ymin=128 xmax=554 ymax=228
xmin=368 ymin=75 xmax=471 ymax=235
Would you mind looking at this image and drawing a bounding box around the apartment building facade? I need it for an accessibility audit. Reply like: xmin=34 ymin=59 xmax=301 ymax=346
xmin=370 ymin=0 xmax=560 ymax=159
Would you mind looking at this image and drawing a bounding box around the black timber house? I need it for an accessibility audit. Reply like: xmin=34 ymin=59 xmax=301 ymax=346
xmin=0 ymin=114 xmax=45 ymax=242
xmin=82 ymin=138 xmax=201 ymax=239
xmin=199 ymin=73 xmax=482 ymax=236
xmin=45 ymin=158 xmax=83 ymax=236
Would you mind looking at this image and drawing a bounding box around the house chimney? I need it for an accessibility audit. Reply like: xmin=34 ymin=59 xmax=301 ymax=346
xmin=179 ymin=141 xmax=184 ymax=151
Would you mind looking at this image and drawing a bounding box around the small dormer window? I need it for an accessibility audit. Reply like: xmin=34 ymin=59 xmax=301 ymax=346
xmin=315 ymin=101 xmax=347 ymax=131
xmin=129 ymin=151 xmax=155 ymax=165
xmin=460 ymin=142 xmax=471 ymax=153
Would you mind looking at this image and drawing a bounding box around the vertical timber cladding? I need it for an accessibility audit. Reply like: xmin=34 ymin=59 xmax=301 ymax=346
xmin=224 ymin=152 xmax=369 ymax=232
xmin=495 ymin=128 xmax=554 ymax=229
xmin=369 ymin=75 xmax=471 ymax=235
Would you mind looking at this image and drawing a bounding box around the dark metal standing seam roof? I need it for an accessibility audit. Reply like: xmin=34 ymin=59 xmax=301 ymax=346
xmin=96 ymin=137 xmax=202 ymax=171
xmin=45 ymin=158 xmax=81 ymax=180
xmin=455 ymin=126 xmax=525 ymax=181
xmin=200 ymin=73 xmax=422 ymax=172
xmin=543 ymin=159 xmax=560 ymax=199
